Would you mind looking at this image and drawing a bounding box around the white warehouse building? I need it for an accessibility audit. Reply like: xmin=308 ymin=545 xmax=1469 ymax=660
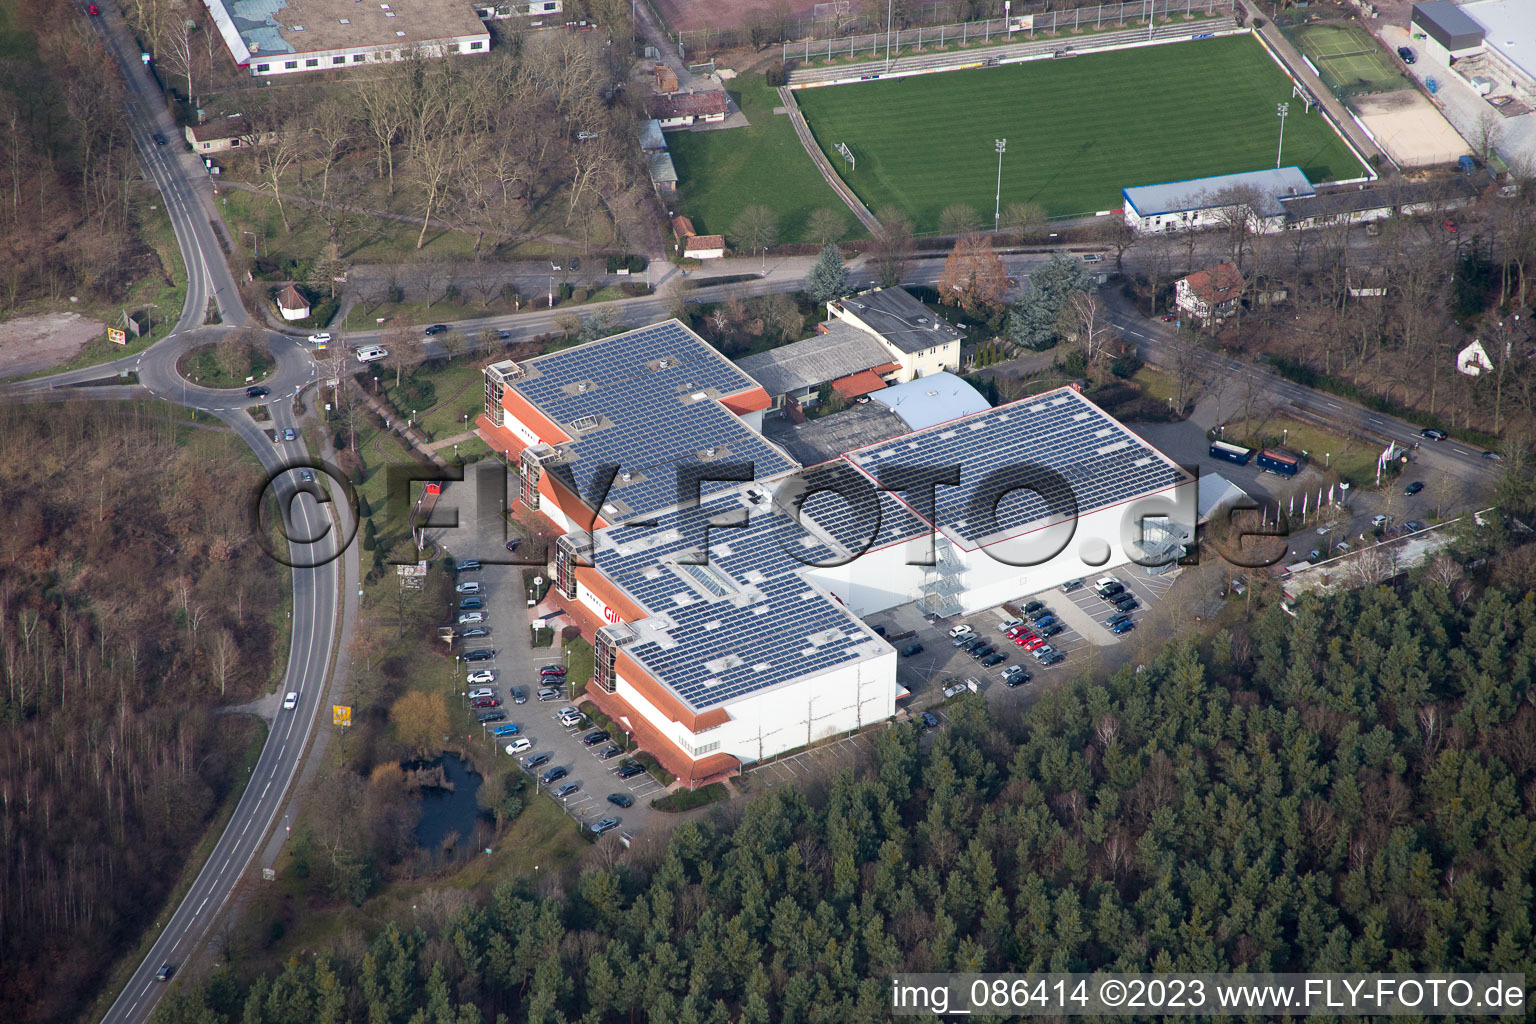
xmin=475 ymin=321 xmax=1195 ymax=785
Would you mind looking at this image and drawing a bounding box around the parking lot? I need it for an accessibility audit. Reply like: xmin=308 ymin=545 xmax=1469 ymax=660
xmin=866 ymin=568 xmax=1178 ymax=704
xmin=746 ymin=732 xmax=877 ymax=789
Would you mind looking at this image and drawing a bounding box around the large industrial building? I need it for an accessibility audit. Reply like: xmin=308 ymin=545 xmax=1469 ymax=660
xmin=201 ymin=0 xmax=490 ymax=77
xmin=476 ymin=320 xmax=1195 ymax=784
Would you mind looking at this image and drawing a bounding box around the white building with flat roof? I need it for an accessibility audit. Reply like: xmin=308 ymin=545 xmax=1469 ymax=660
xmin=202 ymin=0 xmax=490 ymax=77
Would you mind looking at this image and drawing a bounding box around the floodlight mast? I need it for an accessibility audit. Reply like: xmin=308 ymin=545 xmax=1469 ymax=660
xmin=1276 ymin=102 xmax=1289 ymax=169
xmin=994 ymin=139 xmax=1007 ymax=232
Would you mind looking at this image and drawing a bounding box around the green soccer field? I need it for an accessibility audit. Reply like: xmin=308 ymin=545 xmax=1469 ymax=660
xmin=794 ymin=35 xmax=1370 ymax=231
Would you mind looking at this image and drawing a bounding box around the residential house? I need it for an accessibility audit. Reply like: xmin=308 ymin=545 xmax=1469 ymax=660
xmin=1175 ymin=263 xmax=1245 ymax=325
xmin=825 ymin=287 xmax=963 ymax=382
xmin=276 ymin=284 xmax=311 ymax=321
xmin=648 ymin=90 xmax=729 ymax=129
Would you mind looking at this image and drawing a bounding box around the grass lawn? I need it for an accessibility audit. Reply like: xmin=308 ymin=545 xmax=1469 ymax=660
xmin=667 ymin=78 xmax=860 ymax=244
xmin=177 ymin=342 xmax=275 ymax=388
xmin=383 ymin=362 xmax=486 ymax=442
xmin=1222 ymin=413 xmax=1376 ymax=484
xmin=795 ymin=35 xmax=1370 ymax=230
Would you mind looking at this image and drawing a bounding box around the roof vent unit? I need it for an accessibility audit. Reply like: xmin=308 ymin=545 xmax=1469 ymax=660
xmin=620 ymin=472 xmax=633 ymax=482
xmin=705 ymin=446 xmax=718 ymax=456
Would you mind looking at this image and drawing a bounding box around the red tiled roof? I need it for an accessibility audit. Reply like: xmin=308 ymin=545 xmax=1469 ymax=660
xmin=671 ymin=215 xmax=696 ymax=240
xmin=831 ymin=369 xmax=889 ymax=398
xmin=649 ymin=90 xmax=729 ymax=120
xmin=276 ymin=284 xmax=308 ymax=310
xmin=684 ymin=234 xmax=724 ymax=253
xmin=1182 ymin=262 xmax=1245 ymax=304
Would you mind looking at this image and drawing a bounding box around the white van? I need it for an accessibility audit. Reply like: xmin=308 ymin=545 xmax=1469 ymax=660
xmin=355 ymin=345 xmax=388 ymax=363
xmin=457 ymin=611 xmax=485 ymax=625
xmin=505 ymin=737 xmax=532 ymax=755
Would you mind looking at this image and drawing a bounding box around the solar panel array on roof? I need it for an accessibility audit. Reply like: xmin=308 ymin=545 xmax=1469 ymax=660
xmin=510 ymin=322 xmax=798 ymax=522
xmin=594 ymin=487 xmax=884 ymax=709
xmin=843 ymin=389 xmax=1190 ymax=549
xmin=795 ymin=461 xmax=930 ymax=554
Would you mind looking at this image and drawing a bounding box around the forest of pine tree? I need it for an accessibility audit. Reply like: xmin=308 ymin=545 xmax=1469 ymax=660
xmin=153 ymin=579 xmax=1535 ymax=1024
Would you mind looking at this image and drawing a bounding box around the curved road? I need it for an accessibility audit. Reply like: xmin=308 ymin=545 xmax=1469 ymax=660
xmin=0 ymin=10 xmax=1499 ymax=1023
xmin=0 ymin=10 xmax=349 ymax=1024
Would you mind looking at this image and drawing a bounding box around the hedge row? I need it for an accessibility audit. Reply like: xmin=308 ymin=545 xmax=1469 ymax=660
xmin=650 ymin=782 xmax=728 ymax=813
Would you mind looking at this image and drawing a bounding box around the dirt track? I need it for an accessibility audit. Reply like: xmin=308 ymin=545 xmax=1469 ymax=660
xmin=0 ymin=313 xmax=108 ymax=378
xmin=651 ymin=0 xmax=821 ymax=33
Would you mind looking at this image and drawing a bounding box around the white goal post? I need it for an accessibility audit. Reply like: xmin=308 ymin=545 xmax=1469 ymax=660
xmin=835 ymin=142 xmax=855 ymax=171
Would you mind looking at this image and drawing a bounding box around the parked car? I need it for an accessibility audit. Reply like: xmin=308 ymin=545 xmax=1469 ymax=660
xmin=469 ymin=697 xmax=500 ymax=709
xmin=540 ymin=665 xmax=567 ymax=677
xmin=1405 ymin=481 xmax=1424 ymax=495
xmin=942 ymin=681 xmax=967 ymax=699
xmin=919 ymin=712 xmax=940 ymax=729
xmin=467 ymin=670 xmax=495 ymax=685
xmin=476 ymin=710 xmax=505 ymax=723
xmin=462 ymin=626 xmax=490 ymax=639
xmin=607 ymin=793 xmax=633 ymax=808
xmin=1032 ymin=614 xmax=1058 ymax=629
xmin=900 ymin=643 xmax=924 ymax=657
xmin=1023 ymin=635 xmax=1046 ymax=651
xmin=246 ymin=385 xmax=269 ymax=398
xmin=459 ymin=596 xmax=483 ymax=610
xmin=559 ymin=713 xmax=585 ymax=729
xmin=1111 ymin=620 xmax=1137 ymax=635
xmin=1038 ymin=650 xmax=1066 ymax=666
xmin=537 ymin=687 xmax=560 ymax=702
xmin=522 ymin=752 xmax=552 ymax=770
xmin=1081 ymin=253 xmax=1103 ymax=263
xmin=591 ymin=817 xmax=622 ymax=835
xmin=540 ymin=765 xmax=568 ymax=785
xmin=506 ymin=737 xmax=532 ymax=755
xmin=282 ymin=691 xmax=298 ymax=710
xmin=1371 ymin=514 xmax=1392 ymax=528
xmin=953 ymin=633 xmax=977 ymax=647
xmin=615 ymin=761 xmax=646 ymax=779
xmin=1038 ymin=623 xmax=1064 ymax=638
xmin=981 ymin=652 xmax=1007 ymax=667
xmin=1030 ymin=644 xmax=1057 ymax=661
xmin=1111 ymin=596 xmax=1139 ymax=612
xmin=1420 ymin=428 xmax=1447 ymax=441
xmin=1405 ymin=521 xmax=1423 ymax=532
xmin=455 ymin=581 xmax=482 ymax=594
xmin=553 ymin=781 xmax=580 ymax=799
xmin=1397 ymin=46 xmax=1416 ymax=63
xmin=1059 ymin=578 xmax=1084 ymax=593
xmin=968 ymin=644 xmax=996 ymax=660
xmin=582 ymin=730 xmax=610 ymax=746
xmin=424 ymin=324 xmax=449 ymax=335
xmin=947 ymin=623 xmax=974 ymax=638
xmin=1106 ymin=612 xmax=1132 ymax=628
xmin=997 ymin=617 xmax=1023 ymax=632
xmin=510 ymin=686 xmax=527 ymax=704
xmin=457 ymin=612 xmax=484 ymax=625
xmin=490 ymin=723 xmax=521 ymax=737
xmin=1028 ymin=608 xmax=1053 ymax=623
xmin=464 ymin=648 xmax=495 ymax=661
xmin=455 ymin=559 xmax=481 ymax=573
xmin=598 ymin=744 xmax=623 ymax=760
xmin=1022 ymin=600 xmax=1045 ymax=615
xmin=1002 ymin=668 xmax=1031 ymax=687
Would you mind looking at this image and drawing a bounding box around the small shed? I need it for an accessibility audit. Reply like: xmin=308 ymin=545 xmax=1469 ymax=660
xmin=647 ymin=151 xmax=678 ymax=199
xmin=276 ymin=284 xmax=311 ymax=321
xmin=637 ymin=118 xmax=667 ymax=153
xmin=682 ymin=234 xmax=725 ymax=260
xmin=653 ymin=64 xmax=679 ymax=94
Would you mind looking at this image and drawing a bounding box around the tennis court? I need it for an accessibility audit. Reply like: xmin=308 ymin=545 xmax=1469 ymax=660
xmin=1287 ymin=23 xmax=1407 ymax=96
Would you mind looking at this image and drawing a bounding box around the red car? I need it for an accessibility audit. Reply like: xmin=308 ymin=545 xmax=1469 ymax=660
xmin=87 ymin=3 xmax=100 ymax=12
xmin=1011 ymin=632 xmax=1036 ymax=646
xmin=1022 ymin=635 xmax=1047 ymax=651
xmin=1444 ymin=219 xmax=1458 ymax=233
xmin=469 ymin=697 xmax=501 ymax=709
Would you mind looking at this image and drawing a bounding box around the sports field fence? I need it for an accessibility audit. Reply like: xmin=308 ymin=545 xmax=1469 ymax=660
xmin=672 ymin=0 xmax=1229 ymax=58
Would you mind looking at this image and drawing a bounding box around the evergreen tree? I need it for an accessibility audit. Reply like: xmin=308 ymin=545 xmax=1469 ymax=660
xmin=804 ymin=243 xmax=850 ymax=305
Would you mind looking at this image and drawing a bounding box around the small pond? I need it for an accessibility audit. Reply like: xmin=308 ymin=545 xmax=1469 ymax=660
xmin=412 ymin=753 xmax=485 ymax=851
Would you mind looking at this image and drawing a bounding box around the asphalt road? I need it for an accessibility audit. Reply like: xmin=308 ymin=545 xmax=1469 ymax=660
xmin=0 ymin=15 xmax=1500 ymax=1021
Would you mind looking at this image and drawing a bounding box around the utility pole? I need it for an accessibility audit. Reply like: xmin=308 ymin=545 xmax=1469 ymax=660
xmin=884 ymin=0 xmax=894 ymax=69
xmin=993 ymin=138 xmax=1007 ymax=232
